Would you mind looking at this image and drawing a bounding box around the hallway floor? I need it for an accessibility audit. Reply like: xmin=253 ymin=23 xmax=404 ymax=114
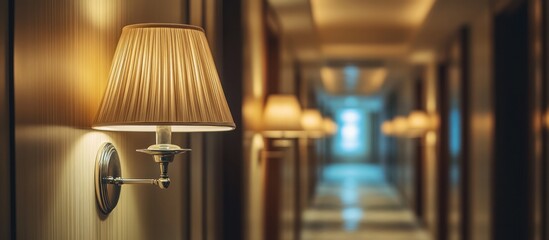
xmin=301 ymin=164 xmax=431 ymax=240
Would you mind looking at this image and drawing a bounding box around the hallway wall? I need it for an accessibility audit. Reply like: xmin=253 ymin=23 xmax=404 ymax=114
xmin=468 ymin=6 xmax=493 ymax=240
xmin=13 ymin=0 xmax=188 ymax=239
xmin=386 ymin=2 xmax=495 ymax=239
xmin=391 ymin=74 xmax=418 ymax=210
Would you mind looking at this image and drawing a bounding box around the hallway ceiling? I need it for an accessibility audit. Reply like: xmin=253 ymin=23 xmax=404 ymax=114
xmin=321 ymin=66 xmax=387 ymax=95
xmin=269 ymin=0 xmax=490 ymax=96
xmin=311 ymin=0 xmax=435 ymax=60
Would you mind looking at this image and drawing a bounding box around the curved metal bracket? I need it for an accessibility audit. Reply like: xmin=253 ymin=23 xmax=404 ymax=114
xmin=95 ymin=142 xmax=191 ymax=214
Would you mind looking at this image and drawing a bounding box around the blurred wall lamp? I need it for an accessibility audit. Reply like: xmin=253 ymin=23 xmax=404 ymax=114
xmin=381 ymin=111 xmax=437 ymax=138
xmin=391 ymin=116 xmax=409 ymax=137
xmin=92 ymin=24 xmax=235 ymax=214
xmin=406 ymin=111 xmax=437 ymax=136
xmin=262 ymin=94 xmax=303 ymax=139
xmin=323 ymin=118 xmax=338 ymax=136
xmin=301 ymin=109 xmax=324 ymax=138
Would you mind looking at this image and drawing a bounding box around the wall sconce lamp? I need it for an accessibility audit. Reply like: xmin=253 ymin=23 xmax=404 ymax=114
xmin=301 ymin=109 xmax=324 ymax=138
xmin=92 ymin=23 xmax=235 ymax=214
xmin=406 ymin=111 xmax=433 ymax=136
xmin=381 ymin=120 xmax=394 ymax=136
xmin=391 ymin=116 xmax=409 ymax=137
xmin=381 ymin=111 xmax=437 ymax=138
xmin=322 ymin=118 xmax=338 ymax=136
xmin=262 ymin=94 xmax=303 ymax=139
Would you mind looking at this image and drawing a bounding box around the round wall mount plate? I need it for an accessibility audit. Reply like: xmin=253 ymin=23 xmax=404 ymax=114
xmin=95 ymin=142 xmax=122 ymax=214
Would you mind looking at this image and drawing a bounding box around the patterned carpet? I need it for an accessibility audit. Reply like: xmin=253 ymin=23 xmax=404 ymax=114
xmin=301 ymin=164 xmax=431 ymax=240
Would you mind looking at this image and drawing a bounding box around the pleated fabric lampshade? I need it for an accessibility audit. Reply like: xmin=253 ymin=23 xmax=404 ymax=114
xmin=93 ymin=23 xmax=235 ymax=132
xmin=262 ymin=94 xmax=303 ymax=138
xmin=301 ymin=109 xmax=324 ymax=138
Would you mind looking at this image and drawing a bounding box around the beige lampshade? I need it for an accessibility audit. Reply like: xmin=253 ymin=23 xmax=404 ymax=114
xmin=392 ymin=116 xmax=408 ymax=136
xmin=262 ymin=94 xmax=303 ymax=138
xmin=381 ymin=121 xmax=394 ymax=136
xmin=322 ymin=118 xmax=337 ymax=136
xmin=407 ymin=111 xmax=430 ymax=136
xmin=301 ymin=108 xmax=323 ymax=130
xmin=93 ymin=23 xmax=235 ymax=132
xmin=301 ymin=109 xmax=324 ymax=138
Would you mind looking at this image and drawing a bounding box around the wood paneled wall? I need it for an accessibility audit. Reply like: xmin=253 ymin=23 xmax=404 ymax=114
xmin=14 ymin=0 xmax=188 ymax=239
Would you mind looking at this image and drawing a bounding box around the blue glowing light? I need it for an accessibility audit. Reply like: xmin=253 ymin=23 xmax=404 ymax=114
xmin=341 ymin=179 xmax=358 ymax=205
xmin=342 ymin=207 xmax=363 ymax=231
xmin=334 ymin=109 xmax=369 ymax=158
xmin=449 ymin=108 xmax=461 ymax=157
xmin=342 ymin=110 xmax=360 ymax=122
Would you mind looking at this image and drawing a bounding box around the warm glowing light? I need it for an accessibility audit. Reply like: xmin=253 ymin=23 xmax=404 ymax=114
xmin=426 ymin=131 xmax=437 ymax=145
xmin=301 ymin=109 xmax=324 ymax=138
xmin=323 ymin=118 xmax=338 ymax=136
xmin=381 ymin=121 xmax=394 ymax=136
xmin=93 ymin=24 xmax=235 ymax=132
xmin=409 ymin=50 xmax=435 ymax=63
xmin=301 ymin=109 xmax=323 ymax=131
xmin=82 ymin=0 xmax=116 ymax=29
xmin=407 ymin=111 xmax=430 ymax=136
xmin=262 ymin=94 xmax=303 ymax=138
xmin=243 ymin=97 xmax=264 ymax=132
xmin=392 ymin=116 xmax=408 ymax=136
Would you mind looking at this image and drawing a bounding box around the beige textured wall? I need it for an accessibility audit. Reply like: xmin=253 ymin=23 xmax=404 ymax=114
xmin=422 ymin=60 xmax=439 ymax=238
xmin=0 ymin=0 xmax=10 ymax=238
xmin=242 ymin=0 xmax=267 ymax=239
xmin=468 ymin=7 xmax=493 ymax=240
xmin=14 ymin=0 xmax=187 ymax=239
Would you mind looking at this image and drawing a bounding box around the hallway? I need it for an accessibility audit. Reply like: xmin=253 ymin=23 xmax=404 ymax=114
xmin=2 ymin=0 xmax=549 ymax=239
xmin=302 ymin=164 xmax=430 ymax=240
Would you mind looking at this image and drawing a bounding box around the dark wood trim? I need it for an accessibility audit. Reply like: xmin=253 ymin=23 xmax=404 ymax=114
xmin=308 ymin=140 xmax=317 ymax=201
xmin=413 ymin=72 xmax=425 ymax=223
xmin=202 ymin=135 xmax=208 ymax=240
xmin=459 ymin=27 xmax=471 ymax=240
xmin=184 ymin=134 xmax=191 ymax=240
xmin=384 ymin=91 xmax=397 ymax=185
xmin=293 ymin=139 xmax=301 ymax=240
xmin=261 ymin=2 xmax=284 ymax=238
xmin=8 ymin=0 xmax=15 ymax=238
xmin=540 ymin=0 xmax=549 ymax=237
xmin=221 ymin=0 xmax=244 ymax=238
xmin=436 ymin=62 xmax=449 ymax=240
xmin=492 ymin=2 xmax=531 ymax=239
xmin=264 ymin=139 xmax=282 ymax=240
